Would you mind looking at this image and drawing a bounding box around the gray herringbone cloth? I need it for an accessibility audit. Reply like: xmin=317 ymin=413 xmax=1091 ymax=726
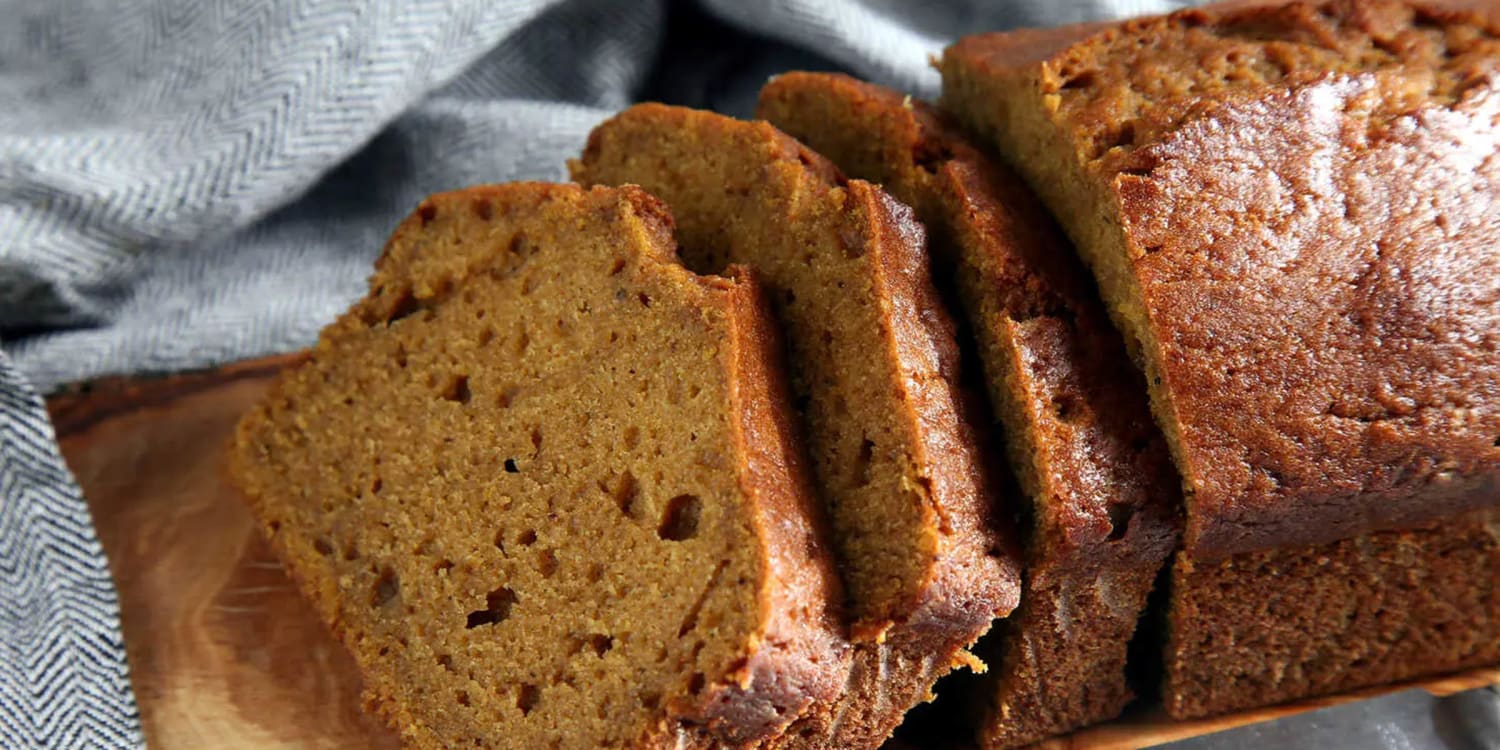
xmin=0 ymin=0 xmax=1189 ymax=746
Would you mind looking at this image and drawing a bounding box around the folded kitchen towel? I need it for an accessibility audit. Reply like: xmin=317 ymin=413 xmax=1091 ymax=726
xmin=0 ymin=352 xmax=141 ymax=747
xmin=0 ymin=0 xmax=1193 ymax=746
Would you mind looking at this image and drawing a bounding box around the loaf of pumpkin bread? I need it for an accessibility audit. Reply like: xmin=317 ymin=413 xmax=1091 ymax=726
xmin=228 ymin=182 xmax=852 ymax=748
xmin=942 ymin=0 xmax=1500 ymax=718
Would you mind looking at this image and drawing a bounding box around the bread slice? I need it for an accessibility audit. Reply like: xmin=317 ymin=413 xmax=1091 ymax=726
xmin=759 ymin=72 xmax=1179 ymax=748
xmin=227 ymin=182 xmax=851 ymax=748
xmin=572 ymin=105 xmax=1022 ymax=749
xmin=942 ymin=0 xmax=1500 ymax=717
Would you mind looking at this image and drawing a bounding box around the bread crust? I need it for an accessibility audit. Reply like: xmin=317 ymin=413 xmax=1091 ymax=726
xmin=942 ymin=0 xmax=1500 ymax=720
xmin=681 ymin=264 xmax=852 ymax=745
xmin=1165 ymin=508 xmax=1500 ymax=717
xmin=942 ymin=0 xmax=1500 ymax=557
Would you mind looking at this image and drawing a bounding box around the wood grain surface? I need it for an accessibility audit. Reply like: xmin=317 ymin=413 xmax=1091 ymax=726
xmin=48 ymin=355 xmax=1500 ymax=750
xmin=51 ymin=355 xmax=399 ymax=750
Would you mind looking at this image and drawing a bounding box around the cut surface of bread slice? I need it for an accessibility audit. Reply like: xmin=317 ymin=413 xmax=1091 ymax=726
xmin=227 ymin=182 xmax=850 ymax=749
xmin=572 ymin=105 xmax=1022 ymax=749
xmin=759 ymin=72 xmax=1179 ymax=748
xmin=942 ymin=0 xmax=1500 ymax=718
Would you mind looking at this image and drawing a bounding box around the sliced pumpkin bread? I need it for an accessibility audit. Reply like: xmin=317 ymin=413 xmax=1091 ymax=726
xmin=228 ymin=182 xmax=851 ymax=748
xmin=572 ymin=105 xmax=1022 ymax=749
xmin=759 ymin=72 xmax=1179 ymax=748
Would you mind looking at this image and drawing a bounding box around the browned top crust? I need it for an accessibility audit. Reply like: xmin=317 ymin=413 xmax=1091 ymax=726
xmin=943 ymin=0 xmax=1500 ymax=557
xmin=229 ymin=182 xmax=850 ymax=748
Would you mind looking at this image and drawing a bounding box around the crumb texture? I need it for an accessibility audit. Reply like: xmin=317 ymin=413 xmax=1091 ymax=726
xmin=228 ymin=182 xmax=846 ymax=749
xmin=572 ymin=104 xmax=1017 ymax=631
xmin=573 ymin=103 xmax=1020 ymax=750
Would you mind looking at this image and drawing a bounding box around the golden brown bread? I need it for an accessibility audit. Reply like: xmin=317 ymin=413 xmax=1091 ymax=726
xmin=228 ymin=182 xmax=851 ymax=748
xmin=758 ymin=71 xmax=1179 ymax=748
xmin=942 ymin=0 xmax=1500 ymax=718
xmin=571 ymin=104 xmax=1022 ymax=749
xmin=942 ymin=0 xmax=1500 ymax=558
xmin=1167 ymin=508 xmax=1500 ymax=717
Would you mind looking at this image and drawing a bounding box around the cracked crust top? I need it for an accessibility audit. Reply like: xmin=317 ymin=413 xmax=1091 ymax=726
xmin=943 ymin=0 xmax=1500 ymax=557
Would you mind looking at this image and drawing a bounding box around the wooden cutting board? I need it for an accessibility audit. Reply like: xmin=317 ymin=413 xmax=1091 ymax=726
xmin=47 ymin=355 xmax=1500 ymax=750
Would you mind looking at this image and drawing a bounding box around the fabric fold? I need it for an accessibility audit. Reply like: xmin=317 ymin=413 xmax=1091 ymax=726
xmin=0 ymin=352 xmax=142 ymax=748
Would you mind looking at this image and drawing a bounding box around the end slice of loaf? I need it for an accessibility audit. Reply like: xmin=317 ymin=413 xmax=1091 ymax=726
xmin=572 ymin=105 xmax=1022 ymax=749
xmin=759 ymin=72 xmax=1179 ymax=748
xmin=942 ymin=0 xmax=1500 ymax=718
xmin=228 ymin=182 xmax=850 ymax=748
